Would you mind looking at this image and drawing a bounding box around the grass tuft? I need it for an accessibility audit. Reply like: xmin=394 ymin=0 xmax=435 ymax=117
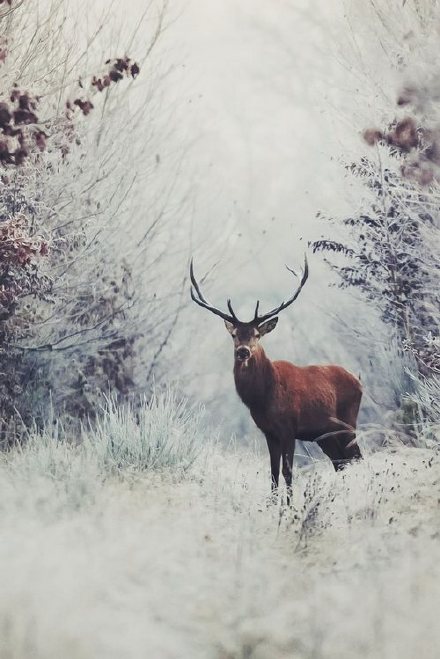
xmin=85 ymin=390 xmax=205 ymax=476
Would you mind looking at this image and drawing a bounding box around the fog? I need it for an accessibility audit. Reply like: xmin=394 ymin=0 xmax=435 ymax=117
xmin=2 ymin=3 xmax=439 ymax=656
xmin=68 ymin=0 xmax=407 ymax=429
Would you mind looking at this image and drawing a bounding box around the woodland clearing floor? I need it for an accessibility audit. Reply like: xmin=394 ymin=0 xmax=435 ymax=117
xmin=0 ymin=444 xmax=439 ymax=659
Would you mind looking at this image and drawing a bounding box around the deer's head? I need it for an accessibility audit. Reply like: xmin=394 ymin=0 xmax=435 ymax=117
xmin=190 ymin=256 xmax=309 ymax=366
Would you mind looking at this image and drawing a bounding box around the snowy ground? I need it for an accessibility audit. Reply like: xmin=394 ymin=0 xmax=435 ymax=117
xmin=0 ymin=401 xmax=439 ymax=659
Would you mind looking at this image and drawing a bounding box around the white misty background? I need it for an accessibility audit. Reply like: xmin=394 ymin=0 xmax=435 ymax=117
xmin=97 ymin=0 xmax=417 ymax=432
xmin=0 ymin=1 xmax=439 ymax=658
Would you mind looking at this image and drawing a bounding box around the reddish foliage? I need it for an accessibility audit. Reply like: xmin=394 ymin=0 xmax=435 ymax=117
xmin=0 ymin=217 xmax=49 ymax=316
xmin=13 ymin=109 xmax=38 ymax=125
xmin=73 ymin=98 xmax=94 ymax=116
xmin=91 ymin=56 xmax=140 ymax=93
xmin=0 ymin=140 xmax=11 ymax=164
xmin=0 ymin=102 xmax=11 ymax=127
xmin=0 ymin=217 xmax=41 ymax=265
xmin=363 ymin=117 xmax=419 ymax=151
xmin=388 ymin=117 xmax=418 ymax=151
xmin=69 ymin=56 xmax=140 ymax=121
xmin=0 ymin=90 xmax=41 ymax=166
xmin=363 ymin=110 xmax=440 ymax=185
xmin=363 ymin=128 xmax=383 ymax=146
xmin=0 ymin=49 xmax=142 ymax=433
xmin=91 ymin=75 xmax=111 ymax=92
xmin=13 ymin=147 xmax=27 ymax=165
xmin=114 ymin=58 xmax=129 ymax=72
xmin=397 ymin=85 xmax=418 ymax=106
xmin=0 ymin=55 xmax=140 ymax=166
xmin=34 ymin=130 xmax=47 ymax=151
xmin=109 ymin=69 xmax=123 ymax=83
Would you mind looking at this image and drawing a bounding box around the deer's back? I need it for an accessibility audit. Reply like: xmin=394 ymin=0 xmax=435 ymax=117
xmin=269 ymin=360 xmax=362 ymax=435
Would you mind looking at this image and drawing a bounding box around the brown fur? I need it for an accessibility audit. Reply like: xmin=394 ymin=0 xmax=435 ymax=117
xmin=233 ymin=341 xmax=362 ymax=501
xmin=189 ymin=256 xmax=361 ymax=502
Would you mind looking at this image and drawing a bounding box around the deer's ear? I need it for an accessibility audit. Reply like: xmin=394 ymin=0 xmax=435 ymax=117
xmin=224 ymin=320 xmax=236 ymax=335
xmin=258 ymin=317 xmax=278 ymax=336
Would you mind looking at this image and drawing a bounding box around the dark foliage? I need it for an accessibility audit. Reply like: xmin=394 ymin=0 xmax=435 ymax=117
xmin=0 ymin=49 xmax=142 ymax=441
xmin=312 ymin=116 xmax=439 ymax=376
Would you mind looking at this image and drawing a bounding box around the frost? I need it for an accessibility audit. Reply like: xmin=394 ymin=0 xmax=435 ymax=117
xmin=0 ymin=400 xmax=438 ymax=657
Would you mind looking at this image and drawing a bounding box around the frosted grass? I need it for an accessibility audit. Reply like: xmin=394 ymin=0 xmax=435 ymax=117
xmin=0 ymin=399 xmax=439 ymax=658
xmin=0 ymin=391 xmax=207 ymax=519
xmin=85 ymin=391 xmax=205 ymax=476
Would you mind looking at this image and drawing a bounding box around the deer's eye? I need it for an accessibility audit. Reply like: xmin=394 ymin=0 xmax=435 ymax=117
xmin=255 ymin=333 xmax=260 ymax=339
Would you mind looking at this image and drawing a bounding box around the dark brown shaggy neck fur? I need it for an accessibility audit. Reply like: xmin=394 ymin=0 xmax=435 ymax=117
xmin=233 ymin=346 xmax=276 ymax=411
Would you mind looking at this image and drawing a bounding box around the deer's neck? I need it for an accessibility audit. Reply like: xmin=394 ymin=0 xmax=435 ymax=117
xmin=233 ymin=347 xmax=275 ymax=410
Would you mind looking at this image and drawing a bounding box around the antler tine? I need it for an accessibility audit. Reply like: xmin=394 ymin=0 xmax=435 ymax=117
xmin=227 ymin=298 xmax=239 ymax=323
xmin=254 ymin=254 xmax=309 ymax=324
xmin=189 ymin=259 xmax=238 ymax=323
xmin=190 ymin=258 xmax=209 ymax=304
xmin=253 ymin=300 xmax=260 ymax=321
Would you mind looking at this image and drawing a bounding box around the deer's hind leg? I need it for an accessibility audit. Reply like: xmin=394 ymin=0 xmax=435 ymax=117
xmin=337 ymin=392 xmax=362 ymax=464
xmin=317 ymin=414 xmax=361 ymax=471
xmin=317 ymin=435 xmax=347 ymax=471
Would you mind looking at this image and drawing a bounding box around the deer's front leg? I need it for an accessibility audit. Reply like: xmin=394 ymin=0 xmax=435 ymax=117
xmin=282 ymin=442 xmax=295 ymax=506
xmin=265 ymin=433 xmax=281 ymax=498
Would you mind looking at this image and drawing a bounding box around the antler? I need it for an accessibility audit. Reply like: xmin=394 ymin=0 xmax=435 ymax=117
xmin=190 ymin=259 xmax=240 ymax=324
xmin=190 ymin=255 xmax=308 ymax=325
xmin=253 ymin=254 xmax=309 ymax=324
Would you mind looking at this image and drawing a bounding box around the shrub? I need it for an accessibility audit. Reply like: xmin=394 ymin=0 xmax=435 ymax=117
xmin=0 ymin=389 xmax=205 ymax=518
xmin=0 ymin=1 xmax=183 ymax=438
xmin=86 ymin=391 xmax=205 ymax=476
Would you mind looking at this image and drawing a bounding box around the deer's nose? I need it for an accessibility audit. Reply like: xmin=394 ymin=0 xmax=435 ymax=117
xmin=236 ymin=346 xmax=251 ymax=361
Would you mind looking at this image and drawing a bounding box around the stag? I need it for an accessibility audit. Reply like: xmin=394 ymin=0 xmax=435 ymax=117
xmin=190 ymin=256 xmax=362 ymax=502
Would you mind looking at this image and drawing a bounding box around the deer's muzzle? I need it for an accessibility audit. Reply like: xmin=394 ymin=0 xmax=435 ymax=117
xmin=236 ymin=346 xmax=251 ymax=361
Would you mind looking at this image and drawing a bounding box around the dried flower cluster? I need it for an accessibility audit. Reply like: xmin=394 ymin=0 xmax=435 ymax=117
xmin=0 ymin=89 xmax=47 ymax=165
xmin=363 ymin=97 xmax=440 ymax=186
xmin=314 ymin=80 xmax=440 ymax=382
xmin=312 ymin=162 xmax=437 ymax=372
xmin=0 ymin=43 xmax=142 ymax=436
xmin=92 ymin=56 xmax=140 ymax=90
xmin=0 ymin=216 xmax=48 ymax=321
xmin=0 ymin=55 xmax=141 ymax=167
xmin=69 ymin=56 xmax=140 ymax=117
